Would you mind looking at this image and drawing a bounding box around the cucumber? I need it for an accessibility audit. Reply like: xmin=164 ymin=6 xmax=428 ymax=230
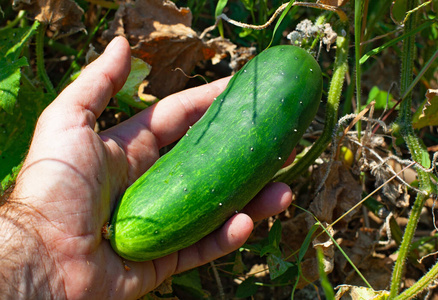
xmin=107 ymin=45 xmax=322 ymax=261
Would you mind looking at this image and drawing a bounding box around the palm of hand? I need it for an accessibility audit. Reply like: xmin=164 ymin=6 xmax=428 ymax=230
xmin=11 ymin=37 xmax=292 ymax=299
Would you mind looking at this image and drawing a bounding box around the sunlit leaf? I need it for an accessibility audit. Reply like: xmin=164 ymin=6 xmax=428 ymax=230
xmin=413 ymin=89 xmax=438 ymax=129
xmin=335 ymin=285 xmax=389 ymax=300
xmin=115 ymin=56 xmax=151 ymax=109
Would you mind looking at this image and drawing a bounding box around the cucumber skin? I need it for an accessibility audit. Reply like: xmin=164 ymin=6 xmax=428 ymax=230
xmin=109 ymin=45 xmax=322 ymax=261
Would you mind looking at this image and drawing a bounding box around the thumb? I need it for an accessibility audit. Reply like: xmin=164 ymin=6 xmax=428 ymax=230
xmin=40 ymin=36 xmax=132 ymax=131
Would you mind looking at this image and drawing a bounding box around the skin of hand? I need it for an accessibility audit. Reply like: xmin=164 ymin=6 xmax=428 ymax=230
xmin=0 ymin=36 xmax=293 ymax=299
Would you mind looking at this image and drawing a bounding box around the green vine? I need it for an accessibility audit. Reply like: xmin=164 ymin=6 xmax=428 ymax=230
xmin=388 ymin=0 xmax=434 ymax=298
xmin=35 ymin=21 xmax=56 ymax=97
xmin=272 ymin=20 xmax=349 ymax=184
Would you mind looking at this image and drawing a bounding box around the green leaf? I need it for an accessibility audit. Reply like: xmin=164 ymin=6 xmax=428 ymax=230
xmin=267 ymin=0 xmax=295 ymax=48
xmin=0 ymin=56 xmax=28 ymax=113
xmin=268 ymin=219 xmax=282 ymax=249
xmin=0 ymin=86 xmax=54 ymax=193
xmin=299 ymin=224 xmax=318 ymax=262
xmin=365 ymin=86 xmax=396 ymax=110
xmin=214 ymin=0 xmax=228 ymax=37
xmin=260 ymin=219 xmax=282 ymax=256
xmin=360 ymin=20 xmax=433 ymax=65
xmin=0 ymin=23 xmax=38 ymax=113
xmin=172 ymin=269 xmax=207 ymax=299
xmin=235 ymin=277 xmax=258 ymax=298
xmin=266 ymin=253 xmax=294 ymax=280
xmin=115 ymin=56 xmax=151 ymax=109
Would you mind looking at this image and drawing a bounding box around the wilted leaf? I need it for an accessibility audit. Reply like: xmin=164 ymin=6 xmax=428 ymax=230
xmin=153 ymin=277 xmax=173 ymax=295
xmin=309 ymin=161 xmax=362 ymax=227
xmin=335 ymin=285 xmax=389 ymax=300
xmin=232 ymin=251 xmax=246 ymax=274
xmin=13 ymin=0 xmax=85 ymax=38
xmin=116 ymin=56 xmax=152 ymax=109
xmin=412 ymin=89 xmax=438 ymax=129
xmin=103 ymin=0 xmax=235 ymax=99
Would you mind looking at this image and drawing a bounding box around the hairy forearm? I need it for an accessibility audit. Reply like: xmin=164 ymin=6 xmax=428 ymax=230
xmin=0 ymin=203 xmax=63 ymax=299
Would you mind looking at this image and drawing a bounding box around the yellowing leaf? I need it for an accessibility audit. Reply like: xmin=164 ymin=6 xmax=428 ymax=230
xmin=116 ymin=57 xmax=152 ymax=109
xmin=335 ymin=285 xmax=389 ymax=300
xmin=412 ymin=89 xmax=438 ymax=129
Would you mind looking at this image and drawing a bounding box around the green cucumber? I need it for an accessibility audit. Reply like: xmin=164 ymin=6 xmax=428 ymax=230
xmin=107 ymin=45 xmax=322 ymax=261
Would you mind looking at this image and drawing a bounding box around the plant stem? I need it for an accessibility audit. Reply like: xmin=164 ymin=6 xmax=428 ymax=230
xmin=0 ymin=10 xmax=26 ymax=33
xmin=388 ymin=1 xmax=434 ymax=298
xmin=394 ymin=257 xmax=438 ymax=299
xmin=272 ymin=20 xmax=349 ymax=184
xmin=35 ymin=21 xmax=57 ymax=97
xmin=354 ymin=0 xmax=364 ymax=141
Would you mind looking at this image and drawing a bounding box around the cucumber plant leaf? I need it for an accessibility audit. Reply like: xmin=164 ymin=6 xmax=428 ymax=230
xmin=0 ymin=56 xmax=28 ymax=114
xmin=267 ymin=253 xmax=297 ymax=281
xmin=115 ymin=56 xmax=152 ymax=109
xmin=413 ymin=89 xmax=438 ymax=129
xmin=364 ymin=86 xmax=396 ymax=110
xmin=0 ymin=23 xmax=38 ymax=113
xmin=235 ymin=277 xmax=258 ymax=298
xmin=0 ymin=88 xmax=53 ymax=193
xmin=335 ymin=285 xmax=389 ymax=300
xmin=172 ymin=269 xmax=208 ymax=298
xmin=260 ymin=219 xmax=282 ymax=256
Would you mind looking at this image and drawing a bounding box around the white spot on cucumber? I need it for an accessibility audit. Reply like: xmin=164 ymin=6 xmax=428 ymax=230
xmin=250 ymin=147 xmax=254 ymax=151
xmin=219 ymin=203 xmax=223 ymax=207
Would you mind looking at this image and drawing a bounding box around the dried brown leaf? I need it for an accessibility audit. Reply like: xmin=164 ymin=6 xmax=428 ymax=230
xmin=309 ymin=161 xmax=362 ymax=228
xmin=103 ymin=0 xmax=235 ymax=99
xmin=13 ymin=0 xmax=85 ymax=38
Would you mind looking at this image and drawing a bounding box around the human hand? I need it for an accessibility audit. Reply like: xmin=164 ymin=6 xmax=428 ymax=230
xmin=0 ymin=37 xmax=293 ymax=299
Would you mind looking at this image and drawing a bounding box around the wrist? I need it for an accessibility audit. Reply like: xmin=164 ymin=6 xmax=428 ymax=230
xmin=0 ymin=202 xmax=64 ymax=299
